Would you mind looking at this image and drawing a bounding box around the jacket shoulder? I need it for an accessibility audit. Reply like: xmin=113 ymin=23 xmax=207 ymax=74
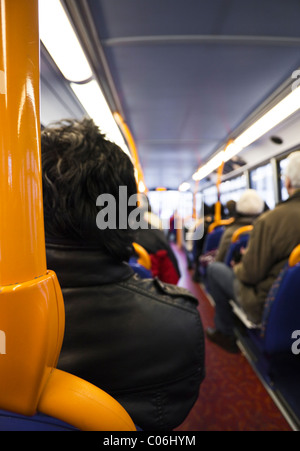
xmin=120 ymin=274 xmax=199 ymax=308
xmin=153 ymin=277 xmax=198 ymax=303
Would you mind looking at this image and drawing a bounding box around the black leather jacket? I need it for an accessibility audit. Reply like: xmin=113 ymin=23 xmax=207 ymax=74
xmin=46 ymin=242 xmax=205 ymax=431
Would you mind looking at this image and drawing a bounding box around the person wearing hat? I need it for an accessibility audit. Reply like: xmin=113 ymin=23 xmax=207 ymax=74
xmin=215 ymin=190 xmax=265 ymax=263
xmin=205 ymin=151 xmax=300 ymax=353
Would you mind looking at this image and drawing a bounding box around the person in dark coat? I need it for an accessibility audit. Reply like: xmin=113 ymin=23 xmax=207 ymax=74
xmin=41 ymin=118 xmax=205 ymax=431
xmin=133 ymin=197 xmax=181 ymax=284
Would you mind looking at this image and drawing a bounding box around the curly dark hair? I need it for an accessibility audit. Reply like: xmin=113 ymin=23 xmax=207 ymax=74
xmin=41 ymin=118 xmax=137 ymax=261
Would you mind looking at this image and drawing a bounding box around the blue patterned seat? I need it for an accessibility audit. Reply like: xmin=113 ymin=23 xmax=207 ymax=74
xmin=225 ymin=233 xmax=251 ymax=267
xmin=129 ymin=257 xmax=152 ymax=278
xmin=259 ymin=261 xmax=300 ymax=354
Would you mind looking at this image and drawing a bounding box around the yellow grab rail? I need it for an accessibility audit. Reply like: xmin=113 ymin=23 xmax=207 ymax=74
xmin=208 ymin=218 xmax=235 ymax=234
xmin=132 ymin=242 xmax=152 ymax=270
xmin=231 ymin=225 xmax=254 ymax=243
xmin=289 ymin=244 xmax=300 ymax=267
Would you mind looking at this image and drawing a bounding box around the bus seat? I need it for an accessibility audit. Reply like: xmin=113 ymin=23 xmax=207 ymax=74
xmin=199 ymin=226 xmax=225 ymax=279
xmin=260 ymin=245 xmax=300 ymax=355
xmin=0 ymin=270 xmax=136 ymax=431
xmin=232 ymin=244 xmax=300 ymax=356
xmin=203 ymin=226 xmax=225 ymax=253
xmin=0 ymin=410 xmax=78 ymax=431
xmin=224 ymin=225 xmax=253 ymax=266
xmin=132 ymin=242 xmax=152 ymax=270
xmin=129 ymin=256 xmax=152 ymax=278
xmin=129 ymin=242 xmax=152 ymax=278
xmin=207 ymin=218 xmax=235 ymax=234
xmin=231 ymin=245 xmax=300 ymax=426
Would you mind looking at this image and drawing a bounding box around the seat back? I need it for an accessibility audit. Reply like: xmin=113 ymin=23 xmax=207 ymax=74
xmin=132 ymin=242 xmax=152 ymax=270
xmin=224 ymin=225 xmax=253 ymax=266
xmin=202 ymin=226 xmax=225 ymax=254
xmin=199 ymin=226 xmax=225 ymax=278
xmin=207 ymin=218 xmax=235 ymax=234
xmin=0 ymin=410 xmax=78 ymax=431
xmin=129 ymin=257 xmax=152 ymax=278
xmin=261 ymin=246 xmax=300 ymax=354
xmin=130 ymin=242 xmax=152 ymax=278
xmin=231 ymin=245 xmax=300 ymax=357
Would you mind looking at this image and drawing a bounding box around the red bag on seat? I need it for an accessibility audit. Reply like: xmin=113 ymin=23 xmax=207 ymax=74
xmin=150 ymin=250 xmax=180 ymax=285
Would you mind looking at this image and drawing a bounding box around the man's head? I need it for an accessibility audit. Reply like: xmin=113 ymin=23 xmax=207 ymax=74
xmin=284 ymin=151 xmax=300 ymax=196
xmin=41 ymin=118 xmax=137 ymax=261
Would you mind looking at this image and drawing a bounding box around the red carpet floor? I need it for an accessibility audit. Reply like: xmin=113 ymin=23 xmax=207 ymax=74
xmin=172 ymin=245 xmax=292 ymax=431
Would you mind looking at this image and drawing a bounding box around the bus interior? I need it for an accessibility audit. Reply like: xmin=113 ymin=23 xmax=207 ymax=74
xmin=1 ymin=0 xmax=300 ymax=432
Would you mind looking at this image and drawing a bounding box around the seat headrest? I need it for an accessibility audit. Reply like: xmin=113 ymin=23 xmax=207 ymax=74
xmin=288 ymin=244 xmax=300 ymax=267
xmin=231 ymin=225 xmax=254 ymax=243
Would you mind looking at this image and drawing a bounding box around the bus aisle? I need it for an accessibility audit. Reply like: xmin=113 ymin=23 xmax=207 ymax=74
xmin=172 ymin=244 xmax=291 ymax=432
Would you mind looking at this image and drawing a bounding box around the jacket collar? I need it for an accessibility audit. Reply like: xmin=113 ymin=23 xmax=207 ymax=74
xmin=281 ymin=189 xmax=300 ymax=205
xmin=46 ymin=241 xmax=134 ymax=288
xmin=234 ymin=215 xmax=259 ymax=224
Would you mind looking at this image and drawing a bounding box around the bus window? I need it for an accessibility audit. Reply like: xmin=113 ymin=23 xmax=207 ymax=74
xmin=220 ymin=175 xmax=247 ymax=204
xmin=147 ymin=190 xmax=193 ymax=226
xmin=250 ymin=163 xmax=275 ymax=209
xmin=202 ymin=185 xmax=218 ymax=206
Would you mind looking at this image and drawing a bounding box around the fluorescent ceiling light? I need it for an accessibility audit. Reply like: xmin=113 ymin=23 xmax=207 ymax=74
xmin=138 ymin=180 xmax=146 ymax=193
xmin=39 ymin=0 xmax=93 ymax=82
xmin=39 ymin=1 xmax=132 ymax=160
xmin=71 ymin=80 xmax=130 ymax=157
xmin=178 ymin=182 xmax=191 ymax=192
xmin=234 ymin=86 xmax=300 ymax=149
xmin=223 ymin=141 xmax=243 ymax=162
xmin=193 ymin=86 xmax=300 ymax=182
xmin=192 ymin=152 xmax=225 ymax=181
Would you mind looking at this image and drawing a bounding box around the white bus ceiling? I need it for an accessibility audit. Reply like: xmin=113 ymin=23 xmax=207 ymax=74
xmin=40 ymin=0 xmax=300 ymax=190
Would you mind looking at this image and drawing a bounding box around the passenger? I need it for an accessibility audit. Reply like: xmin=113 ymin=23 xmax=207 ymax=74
xmin=134 ymin=225 xmax=181 ymax=284
xmin=205 ymin=151 xmax=300 ymax=353
xmin=192 ymin=203 xmax=214 ymax=282
xmin=41 ymin=118 xmax=205 ymax=431
xmin=167 ymin=212 xmax=176 ymax=242
xmin=215 ymin=190 xmax=264 ymax=263
xmin=225 ymin=199 xmax=236 ymax=218
xmin=133 ymin=195 xmax=181 ymax=284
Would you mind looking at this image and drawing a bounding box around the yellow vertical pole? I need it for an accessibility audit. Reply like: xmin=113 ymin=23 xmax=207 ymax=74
xmin=192 ymin=180 xmax=199 ymax=219
xmin=0 ymin=1 xmax=137 ymax=429
xmin=214 ymin=161 xmax=225 ymax=222
xmin=0 ymin=0 xmax=66 ymax=415
xmin=113 ymin=112 xmax=147 ymax=193
xmin=0 ymin=0 xmax=47 ymax=285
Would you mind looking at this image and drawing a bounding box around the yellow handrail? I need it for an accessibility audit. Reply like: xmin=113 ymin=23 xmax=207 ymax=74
xmin=38 ymin=369 xmax=136 ymax=431
xmin=289 ymin=244 xmax=300 ymax=267
xmin=231 ymin=225 xmax=254 ymax=243
xmin=132 ymin=242 xmax=152 ymax=270
xmin=208 ymin=218 xmax=235 ymax=234
xmin=214 ymin=158 xmax=225 ymax=222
